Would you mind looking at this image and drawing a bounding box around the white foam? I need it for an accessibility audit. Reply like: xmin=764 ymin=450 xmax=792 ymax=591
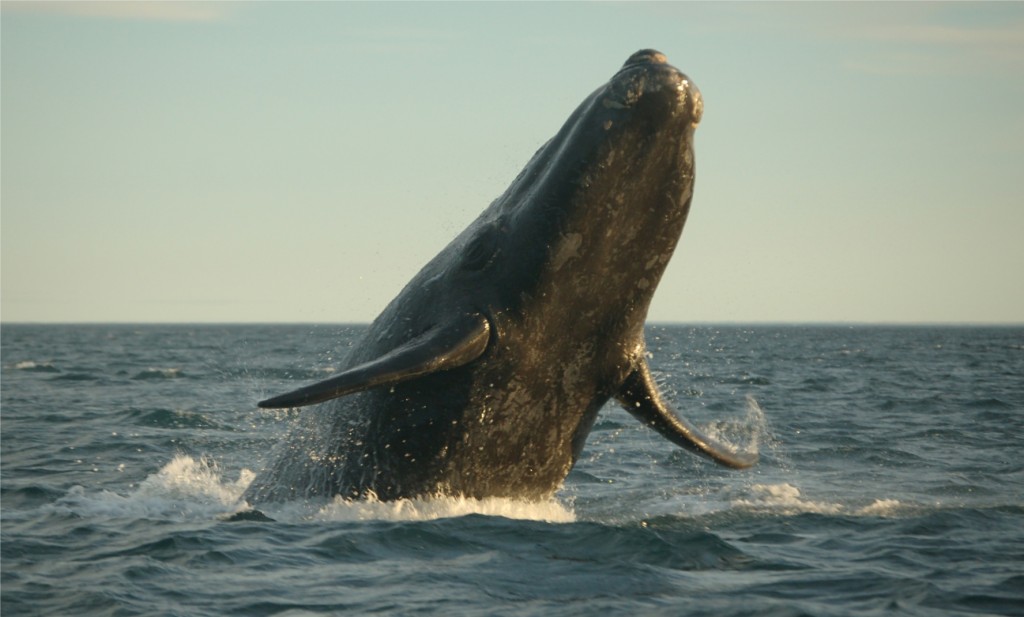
xmin=856 ymin=498 xmax=903 ymax=517
xmin=732 ymin=483 xmax=843 ymax=515
xmin=52 ymin=455 xmax=574 ymax=524
xmin=49 ymin=455 xmax=254 ymax=521
xmin=48 ymin=454 xmax=910 ymax=525
xmin=134 ymin=367 xmax=183 ymax=378
xmin=135 ymin=454 xmax=253 ymax=506
xmin=12 ymin=360 xmax=58 ymax=371
xmin=731 ymin=483 xmax=906 ymax=518
xmin=310 ymin=493 xmax=576 ymax=524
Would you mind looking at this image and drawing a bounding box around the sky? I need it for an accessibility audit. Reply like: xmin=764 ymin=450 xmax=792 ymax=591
xmin=2 ymin=2 xmax=1022 ymax=324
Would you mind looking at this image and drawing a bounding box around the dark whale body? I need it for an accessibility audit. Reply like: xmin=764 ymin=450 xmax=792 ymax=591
xmin=246 ymin=50 xmax=756 ymax=504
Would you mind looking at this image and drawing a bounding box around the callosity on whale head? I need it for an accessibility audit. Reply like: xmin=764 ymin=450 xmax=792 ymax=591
xmin=247 ymin=49 xmax=755 ymax=504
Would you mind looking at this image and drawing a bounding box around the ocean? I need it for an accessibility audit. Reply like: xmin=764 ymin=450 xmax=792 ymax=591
xmin=2 ymin=324 xmax=1022 ymax=616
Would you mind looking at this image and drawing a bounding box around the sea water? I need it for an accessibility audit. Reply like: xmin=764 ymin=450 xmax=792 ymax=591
xmin=2 ymin=324 xmax=1022 ymax=616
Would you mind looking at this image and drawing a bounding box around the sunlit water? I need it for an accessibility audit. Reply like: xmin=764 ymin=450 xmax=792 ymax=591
xmin=2 ymin=324 xmax=1022 ymax=616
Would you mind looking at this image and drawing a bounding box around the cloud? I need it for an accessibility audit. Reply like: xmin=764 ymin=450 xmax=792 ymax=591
xmin=677 ymin=3 xmax=1024 ymax=77
xmin=854 ymin=22 xmax=1024 ymax=47
xmin=2 ymin=1 xmax=232 ymax=22
xmin=832 ymin=9 xmax=1024 ymax=76
xmin=843 ymin=26 xmax=1024 ymax=76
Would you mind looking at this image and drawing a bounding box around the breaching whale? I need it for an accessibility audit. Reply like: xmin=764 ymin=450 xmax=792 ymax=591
xmin=246 ymin=49 xmax=757 ymax=504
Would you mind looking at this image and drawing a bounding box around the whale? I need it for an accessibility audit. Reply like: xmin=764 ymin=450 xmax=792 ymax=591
xmin=245 ymin=49 xmax=757 ymax=504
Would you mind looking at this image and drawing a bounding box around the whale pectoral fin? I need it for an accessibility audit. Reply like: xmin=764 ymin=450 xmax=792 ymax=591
xmin=257 ymin=313 xmax=491 ymax=409
xmin=615 ymin=363 xmax=758 ymax=469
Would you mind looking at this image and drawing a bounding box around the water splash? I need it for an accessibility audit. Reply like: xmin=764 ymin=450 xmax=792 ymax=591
xmin=48 ymin=455 xmax=254 ymax=521
xmin=856 ymin=498 xmax=904 ymax=517
xmin=732 ymin=483 xmax=844 ymax=515
xmin=136 ymin=454 xmax=253 ymax=505
xmin=730 ymin=483 xmax=905 ymax=517
xmin=703 ymin=395 xmax=769 ymax=458
xmin=51 ymin=455 xmax=575 ymax=524
xmin=312 ymin=493 xmax=576 ymax=524
xmin=11 ymin=360 xmax=60 ymax=372
xmin=132 ymin=367 xmax=185 ymax=380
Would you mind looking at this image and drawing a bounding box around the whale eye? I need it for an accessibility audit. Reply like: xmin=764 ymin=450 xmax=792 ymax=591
xmin=462 ymin=226 xmax=501 ymax=271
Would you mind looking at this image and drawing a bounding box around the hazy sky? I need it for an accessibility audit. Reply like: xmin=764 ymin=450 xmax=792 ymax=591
xmin=3 ymin=2 xmax=1022 ymax=324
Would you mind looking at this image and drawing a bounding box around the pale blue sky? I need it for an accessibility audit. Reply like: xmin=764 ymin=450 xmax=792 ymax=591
xmin=2 ymin=2 xmax=1022 ymax=324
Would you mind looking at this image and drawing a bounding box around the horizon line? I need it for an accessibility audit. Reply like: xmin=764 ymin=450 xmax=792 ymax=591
xmin=2 ymin=320 xmax=1021 ymax=328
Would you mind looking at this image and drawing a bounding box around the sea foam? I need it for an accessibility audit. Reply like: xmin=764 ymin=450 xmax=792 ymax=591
xmin=313 ymin=492 xmax=576 ymax=524
xmin=56 ymin=455 xmax=576 ymax=524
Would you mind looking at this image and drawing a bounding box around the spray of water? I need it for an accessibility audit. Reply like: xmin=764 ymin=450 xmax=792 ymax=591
xmin=700 ymin=394 xmax=768 ymax=458
xmin=52 ymin=455 xmax=576 ymax=524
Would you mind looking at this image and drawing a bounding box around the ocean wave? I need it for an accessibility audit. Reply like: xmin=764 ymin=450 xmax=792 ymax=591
xmin=966 ymin=397 xmax=1013 ymax=410
xmin=132 ymin=367 xmax=185 ymax=380
xmin=730 ymin=483 xmax=908 ymax=518
xmin=222 ymin=366 xmax=341 ymax=381
xmin=48 ymin=456 xmax=253 ymax=521
xmin=731 ymin=483 xmax=844 ymax=515
xmin=857 ymin=498 xmax=904 ymax=516
xmin=718 ymin=373 xmax=771 ymax=386
xmin=49 ymin=372 xmax=100 ymax=381
xmin=123 ymin=408 xmax=225 ymax=430
xmin=48 ymin=455 xmax=576 ymax=525
xmin=311 ymin=493 xmax=576 ymax=524
xmin=10 ymin=360 xmax=60 ymax=372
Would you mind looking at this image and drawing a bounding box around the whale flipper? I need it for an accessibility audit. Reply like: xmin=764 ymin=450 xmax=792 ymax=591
xmin=258 ymin=313 xmax=491 ymax=409
xmin=616 ymin=362 xmax=758 ymax=469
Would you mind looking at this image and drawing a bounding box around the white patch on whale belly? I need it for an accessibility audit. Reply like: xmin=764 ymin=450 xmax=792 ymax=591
xmin=551 ymin=233 xmax=583 ymax=270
